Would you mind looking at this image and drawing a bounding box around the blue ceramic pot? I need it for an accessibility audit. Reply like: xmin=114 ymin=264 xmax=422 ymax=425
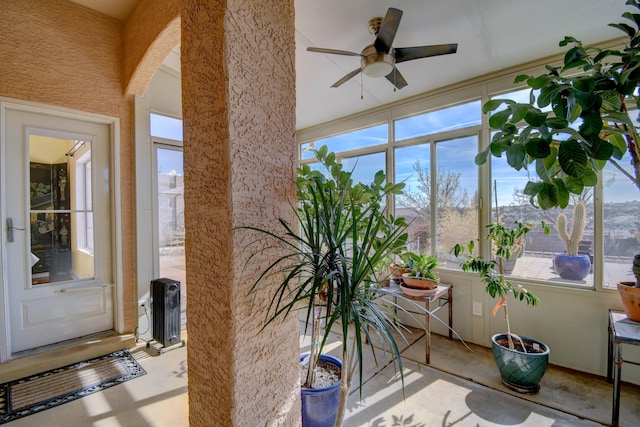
xmin=492 ymin=334 xmax=549 ymax=394
xmin=300 ymin=354 xmax=342 ymax=427
xmin=553 ymin=253 xmax=591 ymax=280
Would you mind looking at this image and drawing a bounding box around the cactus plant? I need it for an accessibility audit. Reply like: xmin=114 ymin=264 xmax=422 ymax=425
xmin=556 ymin=202 xmax=586 ymax=256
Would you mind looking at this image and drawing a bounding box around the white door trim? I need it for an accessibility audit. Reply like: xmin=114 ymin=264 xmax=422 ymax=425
xmin=0 ymin=97 xmax=123 ymax=362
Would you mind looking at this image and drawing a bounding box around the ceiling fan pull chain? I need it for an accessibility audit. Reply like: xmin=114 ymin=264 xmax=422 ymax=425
xmin=361 ymin=73 xmax=364 ymax=100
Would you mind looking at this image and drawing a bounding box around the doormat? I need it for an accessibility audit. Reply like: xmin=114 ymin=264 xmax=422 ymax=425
xmin=0 ymin=349 xmax=146 ymax=424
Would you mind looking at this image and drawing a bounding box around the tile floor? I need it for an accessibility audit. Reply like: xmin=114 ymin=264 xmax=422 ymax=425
xmin=4 ymin=326 xmax=640 ymax=427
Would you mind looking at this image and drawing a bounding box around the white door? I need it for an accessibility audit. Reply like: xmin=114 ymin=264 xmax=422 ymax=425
xmin=2 ymin=106 xmax=114 ymax=355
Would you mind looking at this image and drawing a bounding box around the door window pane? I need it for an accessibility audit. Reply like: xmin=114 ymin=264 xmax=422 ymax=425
xmin=157 ymin=147 xmax=186 ymax=328
xmin=29 ymin=137 xmax=94 ymax=285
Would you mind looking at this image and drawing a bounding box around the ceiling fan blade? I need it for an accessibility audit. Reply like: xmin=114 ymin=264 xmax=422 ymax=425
xmin=307 ymin=47 xmax=362 ymax=57
xmin=331 ymin=68 xmax=363 ymax=88
xmin=374 ymin=8 xmax=403 ymax=53
xmin=385 ymin=67 xmax=408 ymax=90
xmin=395 ymin=44 xmax=458 ymax=64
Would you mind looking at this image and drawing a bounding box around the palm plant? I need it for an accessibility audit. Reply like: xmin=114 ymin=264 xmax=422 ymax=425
xmin=239 ymin=146 xmax=456 ymax=426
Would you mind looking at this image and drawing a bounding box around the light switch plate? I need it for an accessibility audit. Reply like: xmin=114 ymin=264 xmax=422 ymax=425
xmin=473 ymin=302 xmax=482 ymax=316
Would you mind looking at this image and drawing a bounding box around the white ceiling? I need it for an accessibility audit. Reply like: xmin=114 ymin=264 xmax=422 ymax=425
xmin=70 ymin=0 xmax=630 ymax=131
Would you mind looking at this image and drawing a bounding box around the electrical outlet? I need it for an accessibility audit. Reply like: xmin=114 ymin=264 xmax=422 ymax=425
xmin=138 ymin=299 xmax=146 ymax=308
xmin=472 ymin=302 xmax=482 ymax=316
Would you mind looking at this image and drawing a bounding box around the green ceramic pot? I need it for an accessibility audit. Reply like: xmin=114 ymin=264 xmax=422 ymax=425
xmin=491 ymin=333 xmax=550 ymax=394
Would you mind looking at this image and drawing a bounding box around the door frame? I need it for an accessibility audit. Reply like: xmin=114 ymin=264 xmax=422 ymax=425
xmin=0 ymin=98 xmax=123 ymax=362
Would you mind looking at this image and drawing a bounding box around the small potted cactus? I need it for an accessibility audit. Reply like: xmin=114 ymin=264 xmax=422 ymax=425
xmin=618 ymin=254 xmax=640 ymax=322
xmin=553 ymin=202 xmax=591 ymax=281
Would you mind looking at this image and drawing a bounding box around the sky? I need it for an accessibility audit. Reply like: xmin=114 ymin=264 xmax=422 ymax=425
xmin=152 ymin=101 xmax=639 ymax=205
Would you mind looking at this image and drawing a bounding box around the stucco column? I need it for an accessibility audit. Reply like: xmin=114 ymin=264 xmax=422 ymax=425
xmin=181 ymin=1 xmax=299 ymax=426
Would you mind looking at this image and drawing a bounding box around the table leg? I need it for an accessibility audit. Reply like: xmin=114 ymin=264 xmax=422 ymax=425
xmin=612 ymin=341 xmax=622 ymax=427
xmin=607 ymin=317 xmax=613 ymax=382
xmin=426 ymin=299 xmax=431 ymax=364
xmin=448 ymin=287 xmax=453 ymax=340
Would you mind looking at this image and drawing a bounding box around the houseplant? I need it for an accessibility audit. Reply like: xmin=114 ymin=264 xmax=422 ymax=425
xmin=478 ymin=0 xmax=640 ymax=316
xmin=400 ymin=252 xmax=441 ymax=290
xmin=453 ymin=220 xmax=551 ymax=393
xmin=553 ymin=201 xmax=591 ymax=280
xmin=618 ymin=254 xmax=640 ymax=321
xmin=239 ymin=146 xmax=457 ymax=426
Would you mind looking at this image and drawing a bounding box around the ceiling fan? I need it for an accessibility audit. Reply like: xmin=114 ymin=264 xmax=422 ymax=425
xmin=307 ymin=7 xmax=458 ymax=90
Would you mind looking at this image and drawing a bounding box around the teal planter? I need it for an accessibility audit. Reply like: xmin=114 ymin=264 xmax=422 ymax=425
xmin=491 ymin=334 xmax=549 ymax=394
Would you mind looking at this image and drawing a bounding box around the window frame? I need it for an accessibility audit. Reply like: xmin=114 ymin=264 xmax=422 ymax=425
xmin=296 ymin=58 xmax=632 ymax=293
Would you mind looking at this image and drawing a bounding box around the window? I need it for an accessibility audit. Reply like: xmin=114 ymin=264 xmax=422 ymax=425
xmin=492 ymin=154 xmax=595 ymax=287
xmin=296 ymin=66 xmax=632 ymax=291
xmin=300 ymin=124 xmax=387 ymax=160
xmin=602 ymin=150 xmax=640 ymax=289
xmin=150 ymin=113 xmax=183 ymax=140
xmin=75 ymin=152 xmax=93 ymax=253
xmin=394 ymin=101 xmax=481 ymax=141
xmin=341 ymin=151 xmax=386 ymax=185
xmin=436 ymin=136 xmax=478 ymax=264
xmin=395 ymin=144 xmax=431 ymax=254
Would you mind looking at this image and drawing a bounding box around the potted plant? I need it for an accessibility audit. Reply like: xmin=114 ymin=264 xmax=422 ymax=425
xmin=453 ymin=219 xmax=551 ymax=393
xmin=478 ymin=1 xmax=640 ymax=317
xmin=400 ymin=252 xmax=441 ymax=290
xmin=239 ymin=146 xmax=457 ymax=427
xmin=553 ymin=201 xmax=591 ymax=280
xmin=619 ymin=254 xmax=640 ymax=321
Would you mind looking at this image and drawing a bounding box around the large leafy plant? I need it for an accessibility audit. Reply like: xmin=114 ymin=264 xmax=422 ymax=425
xmin=479 ymin=0 xmax=640 ymax=209
xmin=239 ymin=146 xmax=455 ymax=426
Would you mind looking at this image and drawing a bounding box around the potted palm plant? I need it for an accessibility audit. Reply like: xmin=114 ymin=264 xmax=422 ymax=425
xmin=239 ymin=146 xmax=458 ymax=427
xmin=478 ymin=0 xmax=640 ymax=318
xmin=553 ymin=201 xmax=591 ymax=280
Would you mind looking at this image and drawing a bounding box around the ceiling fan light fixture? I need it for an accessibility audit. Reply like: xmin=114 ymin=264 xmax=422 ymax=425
xmin=362 ymin=59 xmax=393 ymax=77
xmin=361 ymin=45 xmax=395 ymax=78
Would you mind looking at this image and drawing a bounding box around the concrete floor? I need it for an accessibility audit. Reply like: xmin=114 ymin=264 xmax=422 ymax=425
xmin=4 ymin=325 xmax=639 ymax=427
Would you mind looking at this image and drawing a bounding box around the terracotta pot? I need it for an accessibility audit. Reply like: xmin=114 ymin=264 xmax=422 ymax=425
xmin=402 ymin=276 xmax=438 ymax=290
xmin=618 ymin=282 xmax=640 ymax=322
xmin=389 ymin=264 xmax=410 ymax=278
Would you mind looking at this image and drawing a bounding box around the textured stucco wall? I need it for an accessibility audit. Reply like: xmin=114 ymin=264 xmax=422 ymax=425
xmin=123 ymin=0 xmax=181 ymax=96
xmin=181 ymin=0 xmax=299 ymax=425
xmin=0 ymin=0 xmax=136 ymax=332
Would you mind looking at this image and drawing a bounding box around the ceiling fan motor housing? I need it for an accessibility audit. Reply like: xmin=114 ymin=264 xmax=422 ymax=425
xmin=361 ymin=44 xmax=395 ymax=77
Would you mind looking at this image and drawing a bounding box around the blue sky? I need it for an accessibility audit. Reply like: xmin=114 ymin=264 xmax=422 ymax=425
xmin=152 ymin=104 xmax=639 ymax=205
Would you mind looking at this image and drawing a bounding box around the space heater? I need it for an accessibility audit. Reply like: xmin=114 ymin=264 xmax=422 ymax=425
xmin=151 ymin=278 xmax=182 ymax=348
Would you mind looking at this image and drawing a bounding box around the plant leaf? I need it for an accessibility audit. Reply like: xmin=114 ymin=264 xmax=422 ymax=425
xmin=558 ymin=139 xmax=587 ymax=177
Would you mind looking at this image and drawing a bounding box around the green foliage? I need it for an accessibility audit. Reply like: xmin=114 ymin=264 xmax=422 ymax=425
xmin=400 ymin=252 xmax=441 ymax=281
xmin=239 ymin=145 xmax=459 ymax=425
xmin=452 ymin=221 xmax=550 ymax=341
xmin=479 ymin=1 xmax=640 ymax=209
